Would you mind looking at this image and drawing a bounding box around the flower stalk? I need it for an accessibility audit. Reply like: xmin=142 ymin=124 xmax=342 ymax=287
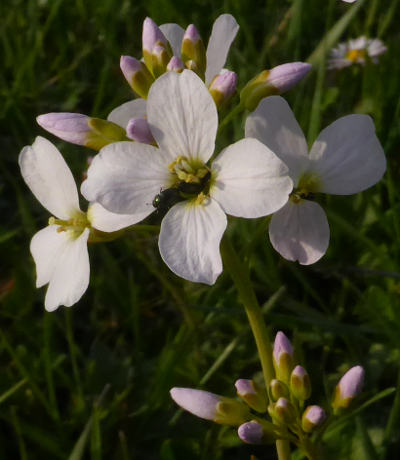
xmin=220 ymin=236 xmax=292 ymax=460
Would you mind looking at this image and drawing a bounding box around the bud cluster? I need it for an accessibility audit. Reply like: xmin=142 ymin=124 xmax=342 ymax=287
xmin=120 ymin=17 xmax=238 ymax=108
xmin=170 ymin=331 xmax=365 ymax=454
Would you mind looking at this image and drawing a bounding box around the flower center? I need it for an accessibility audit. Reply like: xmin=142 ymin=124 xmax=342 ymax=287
xmin=48 ymin=211 xmax=89 ymax=239
xmin=346 ymin=49 xmax=366 ymax=63
xmin=290 ymin=172 xmax=321 ymax=203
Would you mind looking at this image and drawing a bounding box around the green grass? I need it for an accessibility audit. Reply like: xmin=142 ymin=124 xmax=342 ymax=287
xmin=1 ymin=0 xmax=400 ymax=458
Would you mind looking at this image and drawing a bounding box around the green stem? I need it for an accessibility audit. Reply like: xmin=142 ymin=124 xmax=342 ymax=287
xmin=217 ymin=102 xmax=245 ymax=135
xmin=220 ymin=236 xmax=291 ymax=460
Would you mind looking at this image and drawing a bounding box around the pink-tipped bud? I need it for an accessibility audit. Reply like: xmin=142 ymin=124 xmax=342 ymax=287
xmin=167 ymin=56 xmax=185 ymax=73
xmin=36 ymin=113 xmax=127 ymax=150
xmin=269 ymin=379 xmax=290 ymax=402
xmin=181 ymin=24 xmax=206 ymax=79
xmin=36 ymin=113 xmax=91 ymax=146
xmin=238 ymin=421 xmax=264 ymax=444
xmin=120 ymin=55 xmax=155 ymax=99
xmin=240 ymin=62 xmax=311 ymax=111
xmin=142 ymin=17 xmax=168 ymax=53
xmin=272 ymin=397 xmax=296 ymax=425
xmin=142 ymin=18 xmax=172 ymax=73
xmin=170 ymin=387 xmax=250 ymax=426
xmin=332 ymin=366 xmax=365 ymax=413
xmin=290 ymin=365 xmax=311 ymax=401
xmin=235 ymin=379 xmax=268 ymax=413
xmin=267 ymin=62 xmax=312 ymax=93
xmin=238 ymin=420 xmax=278 ymax=445
xmin=126 ymin=118 xmax=155 ymax=144
xmin=301 ymin=405 xmax=326 ymax=433
xmin=273 ymin=331 xmax=295 ymax=384
xmin=209 ymin=70 xmax=238 ymax=108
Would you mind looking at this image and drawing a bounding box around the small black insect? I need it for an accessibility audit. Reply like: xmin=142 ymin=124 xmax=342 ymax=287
xmin=152 ymin=170 xmax=212 ymax=215
xmin=152 ymin=187 xmax=182 ymax=214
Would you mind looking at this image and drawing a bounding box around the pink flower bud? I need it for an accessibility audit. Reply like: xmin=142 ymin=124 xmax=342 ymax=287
xmin=142 ymin=17 xmax=168 ymax=54
xmin=183 ymin=24 xmax=201 ymax=43
xmin=120 ymin=56 xmax=154 ymax=98
xmin=290 ymin=365 xmax=311 ymax=401
xmin=332 ymin=366 xmax=365 ymax=412
xmin=126 ymin=118 xmax=155 ymax=144
xmin=267 ymin=62 xmax=311 ymax=93
xmin=302 ymin=405 xmax=326 ymax=433
xmin=36 ymin=113 xmax=90 ymax=145
xmin=235 ymin=379 xmax=267 ymax=413
xmin=273 ymin=397 xmax=296 ymax=425
xmin=181 ymin=24 xmax=206 ymax=78
xmin=170 ymin=387 xmax=219 ymax=421
xmin=273 ymin=331 xmax=294 ymax=384
xmin=170 ymin=387 xmax=250 ymax=426
xmin=209 ymin=70 xmax=238 ymax=107
xmin=167 ymin=56 xmax=184 ymax=73
xmin=238 ymin=421 xmax=264 ymax=444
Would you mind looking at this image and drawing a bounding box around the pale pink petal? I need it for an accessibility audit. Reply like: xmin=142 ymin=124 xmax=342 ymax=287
xmin=147 ymin=70 xmax=218 ymax=163
xmin=159 ymin=198 xmax=227 ymax=284
xmin=19 ymin=136 xmax=80 ymax=219
xmin=269 ymin=200 xmax=330 ymax=265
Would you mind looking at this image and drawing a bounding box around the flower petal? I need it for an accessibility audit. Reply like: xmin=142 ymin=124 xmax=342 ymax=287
xmin=211 ymin=138 xmax=292 ymax=218
xmin=19 ymin=136 xmax=80 ymax=219
xmin=309 ymin=115 xmax=386 ymax=195
xmin=44 ymin=228 xmax=90 ymax=311
xmin=81 ymin=141 xmax=170 ymax=216
xmin=159 ymin=23 xmax=185 ymax=56
xmin=107 ymin=99 xmax=147 ymax=129
xmin=159 ymin=199 xmax=227 ymax=284
xmin=30 ymin=225 xmax=70 ymax=288
xmin=205 ymin=14 xmax=239 ymax=84
xmin=87 ymin=202 xmax=148 ymax=232
xmin=245 ymin=96 xmax=309 ymax=185
xmin=269 ymin=200 xmax=330 ymax=265
xmin=147 ymin=70 xmax=218 ymax=163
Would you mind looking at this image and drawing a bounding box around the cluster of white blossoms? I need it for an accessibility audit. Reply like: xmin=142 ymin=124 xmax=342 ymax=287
xmin=20 ymin=14 xmax=386 ymax=310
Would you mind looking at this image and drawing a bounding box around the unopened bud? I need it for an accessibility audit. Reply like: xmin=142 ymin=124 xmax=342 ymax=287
xmin=86 ymin=118 xmax=129 ymax=150
xmin=273 ymin=331 xmax=294 ymax=384
xmin=167 ymin=56 xmax=185 ymax=73
xmin=181 ymin=24 xmax=206 ymax=79
xmin=126 ymin=118 xmax=155 ymax=144
xmin=170 ymin=387 xmax=250 ymax=426
xmin=240 ymin=62 xmax=311 ymax=111
xmin=36 ymin=113 xmax=128 ymax=150
xmin=120 ymin=55 xmax=155 ymax=99
xmin=209 ymin=70 xmax=238 ymax=108
xmin=301 ymin=405 xmax=326 ymax=433
xmin=272 ymin=397 xmax=296 ymax=425
xmin=290 ymin=365 xmax=311 ymax=401
xmin=238 ymin=420 xmax=277 ymax=445
xmin=142 ymin=17 xmax=171 ymax=71
xmin=36 ymin=113 xmax=91 ymax=146
xmin=269 ymin=379 xmax=290 ymax=402
xmin=151 ymin=44 xmax=170 ymax=77
xmin=235 ymin=379 xmax=268 ymax=413
xmin=332 ymin=366 xmax=365 ymax=413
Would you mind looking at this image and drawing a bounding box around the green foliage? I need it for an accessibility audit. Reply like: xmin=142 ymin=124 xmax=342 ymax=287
xmin=1 ymin=0 xmax=400 ymax=458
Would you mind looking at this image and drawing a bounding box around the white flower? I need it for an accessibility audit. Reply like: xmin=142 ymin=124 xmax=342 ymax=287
xmin=82 ymin=70 xmax=292 ymax=284
xmin=245 ymin=96 xmax=386 ymax=265
xmin=328 ymin=36 xmax=387 ymax=69
xmin=19 ymin=137 xmax=141 ymax=311
xmin=341 ymin=0 xmax=357 ymax=3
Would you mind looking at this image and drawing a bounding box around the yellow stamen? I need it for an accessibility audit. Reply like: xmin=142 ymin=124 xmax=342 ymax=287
xmin=346 ymin=49 xmax=366 ymax=63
